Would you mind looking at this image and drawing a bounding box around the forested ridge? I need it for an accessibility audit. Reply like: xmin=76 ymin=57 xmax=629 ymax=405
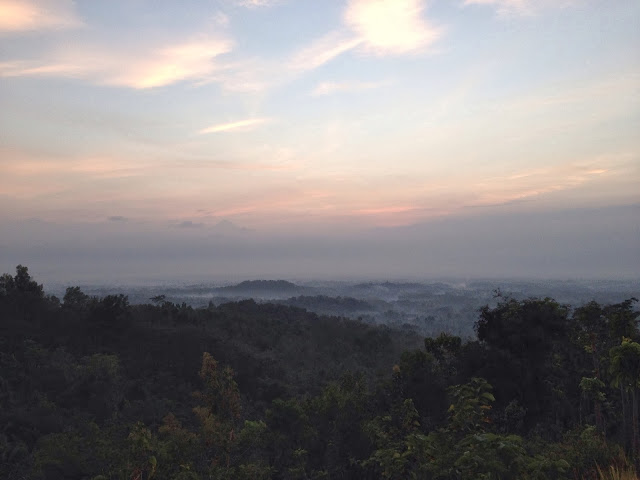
xmin=1 ymin=265 xmax=639 ymax=479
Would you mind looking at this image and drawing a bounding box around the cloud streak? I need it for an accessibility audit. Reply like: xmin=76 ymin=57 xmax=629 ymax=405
xmin=0 ymin=0 xmax=83 ymax=33
xmin=311 ymin=80 xmax=389 ymax=96
xmin=289 ymin=0 xmax=442 ymax=73
xmin=231 ymin=0 xmax=280 ymax=7
xmin=0 ymin=0 xmax=441 ymax=93
xmin=288 ymin=31 xmax=363 ymax=71
xmin=0 ymin=142 xmax=633 ymax=229
xmin=0 ymin=36 xmax=233 ymax=88
xmin=197 ymin=118 xmax=269 ymax=134
xmin=462 ymin=0 xmax=579 ymax=16
xmin=345 ymin=0 xmax=442 ymax=55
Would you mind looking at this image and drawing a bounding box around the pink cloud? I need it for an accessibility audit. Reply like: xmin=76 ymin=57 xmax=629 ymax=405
xmin=0 ymin=0 xmax=82 ymax=33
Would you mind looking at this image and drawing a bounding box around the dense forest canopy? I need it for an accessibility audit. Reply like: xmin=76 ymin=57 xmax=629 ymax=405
xmin=1 ymin=265 xmax=639 ymax=479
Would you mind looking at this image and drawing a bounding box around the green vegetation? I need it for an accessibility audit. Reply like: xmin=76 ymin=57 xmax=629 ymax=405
xmin=1 ymin=265 xmax=638 ymax=479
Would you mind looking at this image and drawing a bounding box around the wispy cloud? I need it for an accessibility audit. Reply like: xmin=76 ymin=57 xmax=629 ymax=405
xmin=231 ymin=0 xmax=280 ymax=7
xmin=200 ymin=1 xmax=441 ymax=93
xmin=312 ymin=80 xmax=389 ymax=96
xmin=0 ymin=36 xmax=233 ymax=88
xmin=502 ymin=71 xmax=640 ymax=113
xmin=0 ymin=0 xmax=440 ymax=92
xmin=469 ymin=161 xmax=615 ymax=207
xmin=288 ymin=31 xmax=363 ymax=71
xmin=0 ymin=154 xmax=146 ymax=180
xmin=288 ymin=0 xmax=442 ymax=74
xmin=176 ymin=220 xmax=204 ymax=229
xmin=355 ymin=206 xmax=418 ymax=215
xmin=197 ymin=118 xmax=269 ymax=134
xmin=0 ymin=0 xmax=83 ymax=33
xmin=211 ymin=11 xmax=230 ymax=26
xmin=462 ymin=0 xmax=579 ymax=16
xmin=344 ymin=0 xmax=442 ymax=55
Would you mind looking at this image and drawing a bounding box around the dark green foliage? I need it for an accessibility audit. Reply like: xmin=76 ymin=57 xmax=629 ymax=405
xmin=12 ymin=265 xmax=44 ymax=297
xmin=280 ymin=295 xmax=373 ymax=316
xmin=0 ymin=266 xmax=638 ymax=479
xmin=63 ymin=286 xmax=90 ymax=309
xmin=473 ymin=298 xmax=580 ymax=433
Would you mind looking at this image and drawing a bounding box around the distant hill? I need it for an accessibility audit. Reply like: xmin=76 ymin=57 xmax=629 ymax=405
xmin=216 ymin=279 xmax=306 ymax=296
xmin=352 ymin=281 xmax=425 ymax=292
xmin=279 ymin=295 xmax=373 ymax=314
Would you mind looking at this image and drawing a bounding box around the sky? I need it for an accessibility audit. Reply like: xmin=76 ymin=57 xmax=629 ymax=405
xmin=0 ymin=0 xmax=639 ymax=283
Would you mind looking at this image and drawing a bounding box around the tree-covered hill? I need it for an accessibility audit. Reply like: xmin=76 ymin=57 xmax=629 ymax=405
xmin=215 ymin=280 xmax=308 ymax=297
xmin=1 ymin=265 xmax=639 ymax=479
